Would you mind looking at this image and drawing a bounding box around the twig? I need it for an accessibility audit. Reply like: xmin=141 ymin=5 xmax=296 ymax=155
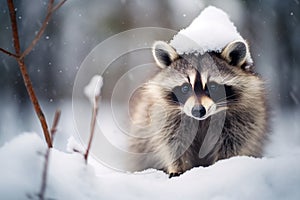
xmin=0 ymin=47 xmax=18 ymax=58
xmin=38 ymin=147 xmax=50 ymax=200
xmin=20 ymin=60 xmax=53 ymax=148
xmin=51 ymin=0 xmax=67 ymax=13
xmin=37 ymin=110 xmax=61 ymax=200
xmin=3 ymin=0 xmax=66 ymax=148
xmin=7 ymin=0 xmax=21 ymax=55
xmin=50 ymin=109 xmax=61 ymax=143
xmin=84 ymin=95 xmax=100 ymax=164
xmin=7 ymin=0 xmax=52 ymax=148
xmin=20 ymin=0 xmax=67 ymax=60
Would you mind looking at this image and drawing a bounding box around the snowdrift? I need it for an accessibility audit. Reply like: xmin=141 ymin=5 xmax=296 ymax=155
xmin=0 ymin=133 xmax=299 ymax=200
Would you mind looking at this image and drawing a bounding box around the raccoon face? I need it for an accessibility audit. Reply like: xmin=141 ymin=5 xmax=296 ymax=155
xmin=152 ymin=40 xmax=251 ymax=120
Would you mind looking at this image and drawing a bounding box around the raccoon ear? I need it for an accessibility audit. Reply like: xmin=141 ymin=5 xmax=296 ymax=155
xmin=221 ymin=40 xmax=250 ymax=68
xmin=152 ymin=41 xmax=179 ymax=68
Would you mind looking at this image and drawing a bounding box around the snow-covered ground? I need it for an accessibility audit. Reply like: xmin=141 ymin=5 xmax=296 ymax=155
xmin=0 ymin=133 xmax=300 ymax=200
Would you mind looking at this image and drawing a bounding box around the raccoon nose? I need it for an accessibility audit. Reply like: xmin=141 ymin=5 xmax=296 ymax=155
xmin=191 ymin=105 xmax=206 ymax=118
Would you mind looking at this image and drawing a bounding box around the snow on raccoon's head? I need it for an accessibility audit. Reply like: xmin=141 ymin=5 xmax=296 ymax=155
xmin=151 ymin=40 xmax=254 ymax=120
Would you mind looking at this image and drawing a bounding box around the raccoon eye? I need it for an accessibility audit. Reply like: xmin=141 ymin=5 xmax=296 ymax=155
xmin=181 ymin=83 xmax=191 ymax=94
xmin=206 ymin=81 xmax=222 ymax=92
xmin=208 ymin=82 xmax=219 ymax=91
xmin=206 ymin=81 xmax=227 ymax=101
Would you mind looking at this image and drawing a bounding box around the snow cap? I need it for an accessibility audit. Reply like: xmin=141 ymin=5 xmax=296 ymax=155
xmin=170 ymin=6 xmax=248 ymax=58
xmin=84 ymin=75 xmax=103 ymax=105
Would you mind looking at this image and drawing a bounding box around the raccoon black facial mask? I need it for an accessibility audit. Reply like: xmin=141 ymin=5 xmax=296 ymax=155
xmin=151 ymin=40 xmax=254 ymax=121
xmin=205 ymin=82 xmax=237 ymax=102
xmin=169 ymin=83 xmax=193 ymax=105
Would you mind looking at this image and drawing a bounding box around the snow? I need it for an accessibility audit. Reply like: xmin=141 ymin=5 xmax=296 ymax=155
xmin=0 ymin=133 xmax=300 ymax=200
xmin=170 ymin=6 xmax=246 ymax=56
xmin=67 ymin=136 xmax=85 ymax=153
xmin=83 ymin=75 xmax=103 ymax=105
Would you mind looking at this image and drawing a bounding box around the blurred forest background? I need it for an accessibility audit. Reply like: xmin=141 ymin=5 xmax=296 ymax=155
xmin=0 ymin=0 xmax=299 ymax=149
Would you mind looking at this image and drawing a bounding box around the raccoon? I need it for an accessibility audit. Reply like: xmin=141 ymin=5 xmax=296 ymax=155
xmin=128 ymin=40 xmax=269 ymax=178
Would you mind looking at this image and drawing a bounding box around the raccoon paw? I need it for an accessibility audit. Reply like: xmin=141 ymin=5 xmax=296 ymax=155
xmin=168 ymin=172 xmax=182 ymax=178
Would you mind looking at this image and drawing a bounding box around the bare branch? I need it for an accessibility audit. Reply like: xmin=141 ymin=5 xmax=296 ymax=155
xmin=7 ymin=0 xmax=53 ymax=148
xmin=0 ymin=47 xmax=18 ymax=58
xmin=51 ymin=0 xmax=67 ymax=13
xmin=3 ymin=0 xmax=66 ymax=148
xmin=2 ymin=0 xmax=66 ymax=148
xmin=19 ymin=0 xmax=67 ymax=60
xmin=19 ymin=0 xmax=54 ymax=60
xmin=38 ymin=109 xmax=61 ymax=200
xmin=84 ymin=95 xmax=100 ymax=163
xmin=19 ymin=60 xmax=53 ymax=148
xmin=50 ymin=109 xmax=61 ymax=142
xmin=7 ymin=0 xmax=21 ymax=55
xmin=38 ymin=147 xmax=50 ymax=200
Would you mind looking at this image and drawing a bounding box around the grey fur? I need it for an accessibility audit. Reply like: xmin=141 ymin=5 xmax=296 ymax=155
xmin=128 ymin=40 xmax=269 ymax=176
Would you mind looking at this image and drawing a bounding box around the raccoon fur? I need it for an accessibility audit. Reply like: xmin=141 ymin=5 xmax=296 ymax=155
xmin=128 ymin=40 xmax=269 ymax=178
